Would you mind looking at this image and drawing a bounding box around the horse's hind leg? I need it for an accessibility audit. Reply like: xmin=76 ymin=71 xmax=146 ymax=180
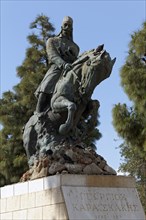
xmin=52 ymin=96 xmax=76 ymax=135
xmin=36 ymin=93 xmax=51 ymax=113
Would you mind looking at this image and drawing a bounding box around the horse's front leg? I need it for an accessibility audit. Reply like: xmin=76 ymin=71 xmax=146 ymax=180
xmin=52 ymin=96 xmax=76 ymax=135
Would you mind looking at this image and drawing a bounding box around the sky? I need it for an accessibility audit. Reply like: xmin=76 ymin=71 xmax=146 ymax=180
xmin=1 ymin=0 xmax=145 ymax=171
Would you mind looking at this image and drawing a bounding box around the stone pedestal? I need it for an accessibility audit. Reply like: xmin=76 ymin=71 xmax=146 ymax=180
xmin=0 ymin=175 xmax=145 ymax=220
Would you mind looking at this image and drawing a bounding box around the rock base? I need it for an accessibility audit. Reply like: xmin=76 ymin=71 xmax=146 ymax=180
xmin=21 ymin=143 xmax=116 ymax=181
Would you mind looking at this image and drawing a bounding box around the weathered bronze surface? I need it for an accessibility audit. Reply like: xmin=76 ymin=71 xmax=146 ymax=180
xmin=22 ymin=17 xmax=116 ymax=180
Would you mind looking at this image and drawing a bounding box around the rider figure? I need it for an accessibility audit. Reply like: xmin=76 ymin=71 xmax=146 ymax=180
xmin=35 ymin=16 xmax=80 ymax=113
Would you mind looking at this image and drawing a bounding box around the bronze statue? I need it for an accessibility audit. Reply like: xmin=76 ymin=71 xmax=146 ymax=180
xmin=51 ymin=48 xmax=116 ymax=135
xmin=23 ymin=45 xmax=116 ymax=161
xmin=22 ymin=16 xmax=116 ymax=179
xmin=35 ymin=16 xmax=79 ymax=113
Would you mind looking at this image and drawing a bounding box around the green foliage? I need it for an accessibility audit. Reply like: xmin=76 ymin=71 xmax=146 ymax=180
xmin=0 ymin=14 xmax=101 ymax=187
xmin=79 ymin=100 xmax=102 ymax=147
xmin=0 ymin=14 xmax=55 ymax=187
xmin=112 ymin=22 xmax=146 ymax=212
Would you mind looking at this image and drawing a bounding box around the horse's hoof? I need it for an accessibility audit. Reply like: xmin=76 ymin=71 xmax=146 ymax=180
xmin=59 ymin=124 xmax=70 ymax=135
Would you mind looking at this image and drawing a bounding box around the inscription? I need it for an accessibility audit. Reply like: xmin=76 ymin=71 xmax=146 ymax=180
xmin=77 ymin=191 xmax=128 ymax=201
xmin=72 ymin=202 xmax=139 ymax=212
xmin=62 ymin=187 xmax=145 ymax=220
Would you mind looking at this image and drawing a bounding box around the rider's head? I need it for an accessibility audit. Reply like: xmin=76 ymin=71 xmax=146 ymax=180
xmin=59 ymin=16 xmax=73 ymax=40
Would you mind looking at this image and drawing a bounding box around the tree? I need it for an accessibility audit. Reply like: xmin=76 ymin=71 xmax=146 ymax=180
xmin=0 ymin=14 xmax=55 ymax=186
xmin=0 ymin=14 xmax=102 ymax=186
xmin=112 ymin=22 xmax=146 ymax=212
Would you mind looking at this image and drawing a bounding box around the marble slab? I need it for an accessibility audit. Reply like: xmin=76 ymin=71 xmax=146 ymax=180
xmin=62 ymin=186 xmax=145 ymax=220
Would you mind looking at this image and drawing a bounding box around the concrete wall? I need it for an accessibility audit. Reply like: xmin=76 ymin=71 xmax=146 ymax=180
xmin=0 ymin=176 xmax=68 ymax=220
xmin=0 ymin=175 xmax=145 ymax=220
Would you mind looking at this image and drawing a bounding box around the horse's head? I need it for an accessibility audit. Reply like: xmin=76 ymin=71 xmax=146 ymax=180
xmin=81 ymin=46 xmax=116 ymax=96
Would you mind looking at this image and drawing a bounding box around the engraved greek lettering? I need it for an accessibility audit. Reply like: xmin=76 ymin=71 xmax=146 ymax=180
xmin=108 ymin=204 xmax=115 ymax=211
xmin=99 ymin=193 xmax=105 ymax=200
xmin=92 ymin=203 xmax=99 ymax=211
xmin=80 ymin=204 xmax=86 ymax=211
xmin=102 ymin=204 xmax=108 ymax=211
xmin=80 ymin=192 xmax=84 ymax=200
xmin=127 ymin=204 xmax=133 ymax=212
xmin=86 ymin=203 xmax=92 ymax=211
xmin=72 ymin=203 xmax=79 ymax=211
xmin=133 ymin=204 xmax=138 ymax=211
xmin=86 ymin=192 xmax=92 ymax=200
xmin=115 ymin=203 xmax=122 ymax=211
xmin=121 ymin=204 xmax=127 ymax=211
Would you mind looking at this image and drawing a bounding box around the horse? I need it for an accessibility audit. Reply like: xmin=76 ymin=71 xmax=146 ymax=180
xmin=50 ymin=47 xmax=116 ymax=135
xmin=23 ymin=46 xmax=116 ymax=163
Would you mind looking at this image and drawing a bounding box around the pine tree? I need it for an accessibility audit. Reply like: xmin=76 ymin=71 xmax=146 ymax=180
xmin=0 ymin=14 xmax=102 ymax=187
xmin=112 ymin=22 xmax=146 ymax=212
xmin=0 ymin=14 xmax=55 ymax=186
